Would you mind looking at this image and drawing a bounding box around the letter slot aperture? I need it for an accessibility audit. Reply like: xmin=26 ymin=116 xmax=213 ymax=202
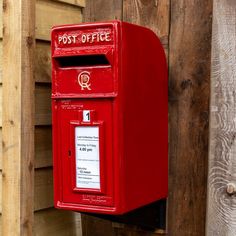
xmin=51 ymin=21 xmax=168 ymax=215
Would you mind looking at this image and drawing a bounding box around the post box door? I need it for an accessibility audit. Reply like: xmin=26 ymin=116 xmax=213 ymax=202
xmin=55 ymin=99 xmax=114 ymax=207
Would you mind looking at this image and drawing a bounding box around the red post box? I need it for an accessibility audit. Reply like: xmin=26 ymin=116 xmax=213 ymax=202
xmin=51 ymin=21 xmax=168 ymax=215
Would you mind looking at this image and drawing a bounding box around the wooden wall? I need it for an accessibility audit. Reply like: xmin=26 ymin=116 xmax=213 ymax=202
xmin=3 ymin=0 xmax=233 ymax=235
xmin=1 ymin=0 xmax=84 ymax=235
xmin=82 ymin=1 xmax=212 ymax=236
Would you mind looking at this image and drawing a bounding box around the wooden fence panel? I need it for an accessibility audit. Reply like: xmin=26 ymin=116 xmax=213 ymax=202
xmin=206 ymin=1 xmax=236 ymax=235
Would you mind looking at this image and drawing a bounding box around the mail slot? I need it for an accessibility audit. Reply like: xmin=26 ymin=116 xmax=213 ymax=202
xmin=51 ymin=21 xmax=168 ymax=215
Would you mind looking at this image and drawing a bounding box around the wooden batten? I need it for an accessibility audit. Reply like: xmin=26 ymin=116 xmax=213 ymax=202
xmin=2 ymin=0 xmax=35 ymax=235
xmin=0 ymin=128 xmax=2 ymax=169
xmin=0 ymin=0 xmax=2 ymax=39
xmin=36 ymin=0 xmax=82 ymax=41
xmin=206 ymin=1 xmax=236 ymax=235
xmin=0 ymin=86 xmax=2 ymax=127
xmin=0 ymin=40 xmax=2 ymax=83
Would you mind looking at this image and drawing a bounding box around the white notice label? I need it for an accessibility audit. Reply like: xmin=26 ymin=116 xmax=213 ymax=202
xmin=75 ymin=126 xmax=100 ymax=189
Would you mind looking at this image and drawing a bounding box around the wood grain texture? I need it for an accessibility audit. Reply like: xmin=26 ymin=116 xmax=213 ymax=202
xmin=0 ymin=86 xmax=2 ymax=127
xmin=0 ymin=0 xmax=2 ymax=38
xmin=34 ymin=208 xmax=82 ymax=236
xmin=0 ymin=40 xmax=2 ymax=83
xmin=36 ymin=0 xmax=82 ymax=41
xmin=0 ymin=128 xmax=2 ymax=169
xmin=0 ymin=171 xmax=2 ymax=213
xmin=82 ymin=214 xmax=114 ymax=236
xmin=34 ymin=168 xmax=53 ymax=210
xmin=54 ymin=0 xmax=85 ymax=7
xmin=35 ymin=84 xmax=51 ymax=125
xmin=168 ymin=0 xmax=212 ymax=235
xmin=2 ymin=0 xmax=35 ymax=235
xmin=123 ymin=0 xmax=169 ymax=48
xmin=83 ymin=0 xmax=122 ymax=22
xmin=35 ymin=41 xmax=51 ymax=83
xmin=206 ymin=1 xmax=236 ymax=235
xmin=35 ymin=126 xmax=52 ymax=168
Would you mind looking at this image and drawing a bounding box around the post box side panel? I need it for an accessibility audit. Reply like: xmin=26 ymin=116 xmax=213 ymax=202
xmin=120 ymin=22 xmax=168 ymax=212
xmin=52 ymin=99 xmax=116 ymax=212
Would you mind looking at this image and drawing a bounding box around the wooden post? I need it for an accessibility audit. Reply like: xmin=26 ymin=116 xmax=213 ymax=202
xmin=206 ymin=1 xmax=236 ymax=235
xmin=168 ymin=0 xmax=212 ymax=235
xmin=2 ymin=0 xmax=35 ymax=235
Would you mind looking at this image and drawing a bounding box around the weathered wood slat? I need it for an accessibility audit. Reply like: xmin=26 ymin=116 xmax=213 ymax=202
xmin=83 ymin=0 xmax=122 ymax=22
xmin=168 ymin=0 xmax=212 ymax=235
xmin=34 ymin=168 xmax=53 ymax=211
xmin=0 ymin=128 xmax=2 ymax=170
xmin=35 ymin=84 xmax=51 ymax=125
xmin=35 ymin=126 xmax=52 ymax=168
xmin=34 ymin=208 xmax=82 ymax=236
xmin=54 ymin=0 xmax=85 ymax=7
xmin=123 ymin=0 xmax=169 ymax=49
xmin=2 ymin=0 xmax=35 ymax=235
xmin=36 ymin=0 xmax=82 ymax=41
xmin=206 ymin=1 xmax=236 ymax=235
xmin=0 ymin=85 xmax=2 ymax=127
xmin=0 ymin=169 xmax=54 ymax=212
xmin=35 ymin=41 xmax=51 ymax=83
xmin=0 ymin=0 xmax=2 ymax=39
xmin=0 ymin=171 xmax=2 ymax=213
xmin=0 ymin=40 xmax=2 ymax=83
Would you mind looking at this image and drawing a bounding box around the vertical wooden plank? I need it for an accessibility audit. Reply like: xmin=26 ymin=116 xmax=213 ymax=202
xmin=82 ymin=1 xmax=122 ymax=235
xmin=83 ymin=0 xmax=122 ymax=22
xmin=168 ymin=0 xmax=212 ymax=235
xmin=206 ymin=1 xmax=236 ymax=235
xmin=2 ymin=0 xmax=35 ymax=235
xmin=123 ymin=0 xmax=169 ymax=51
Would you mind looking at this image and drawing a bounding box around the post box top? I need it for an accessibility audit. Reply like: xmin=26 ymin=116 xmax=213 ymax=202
xmin=51 ymin=21 xmax=159 ymax=53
